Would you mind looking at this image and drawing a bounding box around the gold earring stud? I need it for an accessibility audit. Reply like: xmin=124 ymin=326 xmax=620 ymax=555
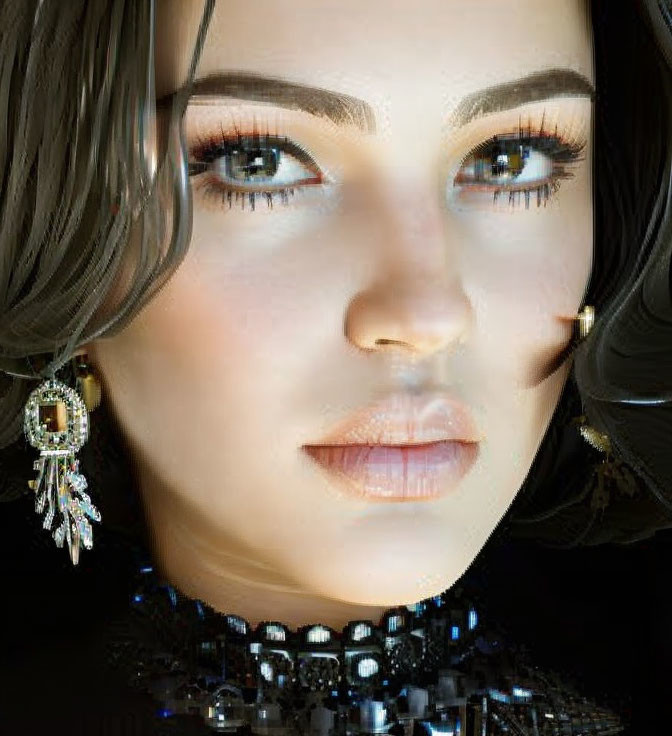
xmin=576 ymin=305 xmax=595 ymax=340
xmin=72 ymin=354 xmax=102 ymax=413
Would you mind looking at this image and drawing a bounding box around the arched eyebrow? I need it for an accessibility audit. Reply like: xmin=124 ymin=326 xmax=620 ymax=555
xmin=447 ymin=68 xmax=595 ymax=128
xmin=160 ymin=67 xmax=595 ymax=134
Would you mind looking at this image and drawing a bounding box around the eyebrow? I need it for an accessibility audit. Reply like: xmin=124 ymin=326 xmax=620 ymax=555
xmin=165 ymin=71 xmax=377 ymax=133
xmin=162 ymin=67 xmax=595 ymax=133
xmin=447 ymin=68 xmax=595 ymax=127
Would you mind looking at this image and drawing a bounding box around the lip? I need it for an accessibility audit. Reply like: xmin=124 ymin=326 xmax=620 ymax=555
xmin=301 ymin=390 xmax=482 ymax=502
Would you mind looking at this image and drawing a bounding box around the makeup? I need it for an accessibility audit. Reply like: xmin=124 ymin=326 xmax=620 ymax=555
xmin=525 ymin=313 xmax=585 ymax=387
xmin=447 ymin=68 xmax=595 ymax=129
xmin=302 ymin=440 xmax=479 ymax=502
xmin=302 ymin=390 xmax=481 ymax=502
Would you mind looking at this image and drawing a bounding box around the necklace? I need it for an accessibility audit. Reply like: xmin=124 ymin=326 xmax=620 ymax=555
xmin=102 ymin=560 xmax=627 ymax=735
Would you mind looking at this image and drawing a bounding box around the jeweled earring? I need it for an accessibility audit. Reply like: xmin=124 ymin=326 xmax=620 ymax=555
xmin=23 ymin=354 xmax=102 ymax=565
xmin=571 ymin=305 xmax=613 ymax=451
xmin=568 ymin=305 xmax=639 ymax=511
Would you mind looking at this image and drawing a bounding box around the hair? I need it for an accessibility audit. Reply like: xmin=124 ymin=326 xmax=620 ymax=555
xmin=1 ymin=0 xmax=671 ymax=563
xmin=503 ymin=0 xmax=672 ymax=547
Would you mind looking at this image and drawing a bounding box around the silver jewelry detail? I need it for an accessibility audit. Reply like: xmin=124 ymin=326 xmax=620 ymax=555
xmin=23 ymin=376 xmax=101 ymax=565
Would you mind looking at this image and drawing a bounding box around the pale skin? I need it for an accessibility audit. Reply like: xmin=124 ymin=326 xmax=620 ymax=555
xmin=80 ymin=0 xmax=594 ymax=630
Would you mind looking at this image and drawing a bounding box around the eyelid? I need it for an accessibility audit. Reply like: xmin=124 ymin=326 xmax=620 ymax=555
xmin=447 ymin=131 xmax=587 ymax=212
xmin=185 ymin=124 xmax=340 ymax=213
xmin=456 ymin=130 xmax=587 ymax=182
xmin=187 ymin=131 xmax=336 ymax=190
xmin=189 ymin=133 xmax=317 ymax=169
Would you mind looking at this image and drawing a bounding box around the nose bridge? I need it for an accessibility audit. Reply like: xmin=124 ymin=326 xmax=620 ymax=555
xmin=343 ymin=157 xmax=472 ymax=358
xmin=370 ymin=168 xmax=455 ymax=285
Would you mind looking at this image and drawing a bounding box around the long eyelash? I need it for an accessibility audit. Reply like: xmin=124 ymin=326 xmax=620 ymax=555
xmin=465 ymin=110 xmax=587 ymax=210
xmin=191 ymin=109 xmax=587 ymax=213
xmin=492 ymin=180 xmax=560 ymax=210
xmin=198 ymin=180 xmax=297 ymax=212
xmin=188 ymin=114 xmax=317 ymax=211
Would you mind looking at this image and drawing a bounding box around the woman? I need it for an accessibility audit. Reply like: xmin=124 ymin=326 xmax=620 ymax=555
xmin=0 ymin=0 xmax=670 ymax=733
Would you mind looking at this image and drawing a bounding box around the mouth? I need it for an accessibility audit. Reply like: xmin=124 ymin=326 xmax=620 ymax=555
xmin=301 ymin=440 xmax=479 ymax=502
xmin=301 ymin=390 xmax=482 ymax=502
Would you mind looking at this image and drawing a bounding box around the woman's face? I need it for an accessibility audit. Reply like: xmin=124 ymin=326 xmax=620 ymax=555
xmin=88 ymin=0 xmax=594 ymax=625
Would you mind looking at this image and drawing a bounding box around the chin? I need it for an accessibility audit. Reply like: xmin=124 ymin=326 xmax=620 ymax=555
xmin=304 ymin=550 xmax=475 ymax=608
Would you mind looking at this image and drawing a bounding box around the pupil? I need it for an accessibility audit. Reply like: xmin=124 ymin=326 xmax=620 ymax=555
xmin=489 ymin=143 xmax=529 ymax=180
xmin=227 ymin=147 xmax=280 ymax=182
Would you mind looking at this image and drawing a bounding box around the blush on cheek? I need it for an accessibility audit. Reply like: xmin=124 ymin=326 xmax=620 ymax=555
xmin=128 ymin=252 xmax=232 ymax=363
xmin=522 ymin=322 xmax=576 ymax=388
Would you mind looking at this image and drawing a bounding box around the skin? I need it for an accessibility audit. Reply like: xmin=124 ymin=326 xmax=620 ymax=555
xmin=81 ymin=0 xmax=594 ymax=630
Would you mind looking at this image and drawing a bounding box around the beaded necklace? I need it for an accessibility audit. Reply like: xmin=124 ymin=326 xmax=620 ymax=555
xmin=102 ymin=561 xmax=626 ymax=735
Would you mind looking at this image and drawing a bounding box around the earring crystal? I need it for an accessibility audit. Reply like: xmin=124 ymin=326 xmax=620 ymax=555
xmin=23 ymin=367 xmax=101 ymax=566
xmin=574 ymin=414 xmax=613 ymax=454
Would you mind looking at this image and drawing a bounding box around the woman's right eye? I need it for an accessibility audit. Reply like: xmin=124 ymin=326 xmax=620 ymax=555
xmin=188 ymin=133 xmax=330 ymax=211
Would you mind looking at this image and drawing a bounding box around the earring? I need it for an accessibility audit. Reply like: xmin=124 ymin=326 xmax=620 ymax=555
xmin=571 ymin=305 xmax=611 ymax=450
xmin=570 ymin=413 xmax=641 ymax=512
xmin=23 ymin=354 xmax=102 ymax=566
xmin=572 ymin=414 xmax=612 ymax=454
xmin=568 ymin=306 xmax=640 ymax=511
xmin=575 ymin=304 xmax=595 ymax=340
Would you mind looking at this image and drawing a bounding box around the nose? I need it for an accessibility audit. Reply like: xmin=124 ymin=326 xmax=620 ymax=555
xmin=343 ymin=178 xmax=472 ymax=359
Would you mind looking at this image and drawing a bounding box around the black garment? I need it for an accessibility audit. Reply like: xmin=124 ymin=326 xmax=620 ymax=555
xmin=1 ymin=491 xmax=663 ymax=736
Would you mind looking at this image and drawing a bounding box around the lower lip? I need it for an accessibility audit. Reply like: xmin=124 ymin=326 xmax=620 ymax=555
xmin=301 ymin=441 xmax=479 ymax=502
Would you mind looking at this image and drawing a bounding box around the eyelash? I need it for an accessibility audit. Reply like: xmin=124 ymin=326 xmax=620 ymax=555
xmin=188 ymin=127 xmax=324 ymax=212
xmin=187 ymin=115 xmax=587 ymax=212
xmin=453 ymin=118 xmax=587 ymax=209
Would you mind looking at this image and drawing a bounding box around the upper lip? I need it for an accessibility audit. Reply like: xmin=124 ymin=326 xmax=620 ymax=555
xmin=302 ymin=389 xmax=482 ymax=446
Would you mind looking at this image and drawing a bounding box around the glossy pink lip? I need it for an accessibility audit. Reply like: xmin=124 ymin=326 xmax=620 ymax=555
xmin=301 ymin=391 xmax=482 ymax=502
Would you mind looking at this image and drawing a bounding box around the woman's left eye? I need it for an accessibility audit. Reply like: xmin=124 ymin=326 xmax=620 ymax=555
xmin=452 ymin=131 xmax=587 ymax=210
xmin=188 ymin=133 xmax=328 ymax=211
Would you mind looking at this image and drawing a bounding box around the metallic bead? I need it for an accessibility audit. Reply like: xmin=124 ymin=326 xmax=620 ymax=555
xmin=76 ymin=373 xmax=102 ymax=412
xmin=579 ymin=424 xmax=612 ymax=454
xmin=577 ymin=305 xmax=595 ymax=339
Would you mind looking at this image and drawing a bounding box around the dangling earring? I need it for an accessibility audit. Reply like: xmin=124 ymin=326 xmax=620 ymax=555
xmin=23 ymin=354 xmax=102 ymax=565
xmin=571 ymin=306 xmax=609 ymax=450
xmin=569 ymin=307 xmax=640 ymax=511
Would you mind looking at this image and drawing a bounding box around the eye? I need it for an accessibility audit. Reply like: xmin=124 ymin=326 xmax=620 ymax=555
xmin=451 ymin=130 xmax=587 ymax=210
xmin=188 ymin=132 xmax=329 ymax=212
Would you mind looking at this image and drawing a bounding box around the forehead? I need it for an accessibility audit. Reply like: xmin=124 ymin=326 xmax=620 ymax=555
xmin=156 ymin=0 xmax=593 ymax=115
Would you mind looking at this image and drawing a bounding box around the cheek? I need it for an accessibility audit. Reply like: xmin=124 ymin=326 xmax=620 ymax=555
xmin=452 ymin=144 xmax=593 ymax=385
xmin=453 ymin=209 xmax=591 ymax=476
xmin=462 ymin=232 xmax=591 ymax=387
xmin=112 ymin=234 xmax=331 ymax=439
